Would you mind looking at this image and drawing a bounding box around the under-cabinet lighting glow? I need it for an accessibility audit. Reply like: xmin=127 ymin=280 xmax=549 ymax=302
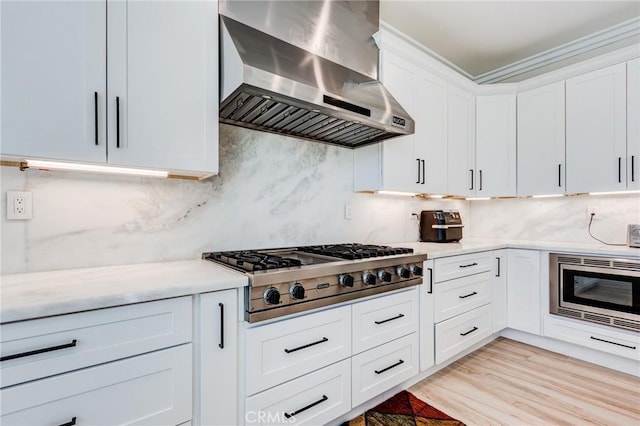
xmin=531 ymin=194 xmax=565 ymax=198
xmin=25 ymin=160 xmax=169 ymax=178
xmin=428 ymin=194 xmax=445 ymax=199
xmin=465 ymin=197 xmax=491 ymax=201
xmin=377 ymin=190 xmax=418 ymax=197
xmin=588 ymin=190 xmax=640 ymax=196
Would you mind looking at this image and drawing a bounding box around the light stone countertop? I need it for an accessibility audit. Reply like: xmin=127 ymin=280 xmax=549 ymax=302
xmin=0 ymin=259 xmax=247 ymax=323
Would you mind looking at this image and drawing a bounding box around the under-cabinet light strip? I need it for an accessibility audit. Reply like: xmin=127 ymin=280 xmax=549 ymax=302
xmin=25 ymin=160 xmax=169 ymax=178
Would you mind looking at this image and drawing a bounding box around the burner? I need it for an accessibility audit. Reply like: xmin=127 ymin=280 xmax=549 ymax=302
xmin=203 ymin=251 xmax=302 ymax=272
xmin=299 ymin=243 xmax=413 ymax=260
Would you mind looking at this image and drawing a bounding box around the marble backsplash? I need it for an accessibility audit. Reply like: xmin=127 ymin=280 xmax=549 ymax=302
xmin=1 ymin=125 xmax=466 ymax=274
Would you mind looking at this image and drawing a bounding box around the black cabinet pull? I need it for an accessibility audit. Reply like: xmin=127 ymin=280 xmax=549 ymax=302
xmin=94 ymin=92 xmax=99 ymax=145
xmin=284 ymin=337 xmax=328 ymax=354
xmin=374 ymin=313 xmax=405 ymax=325
xmin=558 ymin=164 xmax=562 ymax=187
xmin=375 ymin=359 xmax=404 ymax=374
xmin=495 ymin=256 xmax=501 ymax=277
xmin=632 ymin=156 xmax=636 ymax=182
xmin=458 ymin=291 xmax=478 ymax=299
xmin=218 ymin=303 xmax=224 ymax=349
xmin=58 ymin=417 xmax=77 ymax=426
xmin=469 ymin=169 xmax=474 ymax=190
xmin=416 ymin=158 xmax=420 ymax=184
xmin=618 ymin=157 xmax=622 ymax=183
xmin=421 ymin=159 xmax=425 ymax=184
xmin=116 ymin=96 xmax=121 ymax=148
xmin=1 ymin=339 xmax=77 ymax=362
xmin=590 ymin=336 xmax=636 ymax=350
xmin=427 ymin=267 xmax=433 ymax=294
xmin=459 ymin=262 xmax=478 ymax=268
xmin=284 ymin=395 xmax=328 ymax=419
xmin=460 ymin=326 xmax=478 ymax=337
xmin=479 ymin=170 xmax=483 ymax=191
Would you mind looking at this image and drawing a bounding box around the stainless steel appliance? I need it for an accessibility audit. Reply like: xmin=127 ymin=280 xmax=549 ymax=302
xmin=419 ymin=210 xmax=463 ymax=243
xmin=203 ymin=243 xmax=427 ymax=322
xmin=218 ymin=0 xmax=415 ymax=148
xmin=550 ymin=253 xmax=640 ymax=331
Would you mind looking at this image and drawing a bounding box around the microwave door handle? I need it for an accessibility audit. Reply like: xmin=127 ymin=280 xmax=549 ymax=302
xmin=431 ymin=224 xmax=465 ymax=229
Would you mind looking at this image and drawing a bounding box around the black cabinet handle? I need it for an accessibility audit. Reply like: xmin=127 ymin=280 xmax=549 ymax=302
xmin=416 ymin=158 xmax=420 ymax=184
xmin=496 ymin=256 xmax=501 ymax=277
xmin=458 ymin=291 xmax=478 ymax=299
xmin=94 ymin=92 xmax=99 ymax=145
xmin=58 ymin=417 xmax=77 ymax=426
xmin=618 ymin=157 xmax=622 ymax=183
xmin=558 ymin=164 xmax=562 ymax=187
xmin=284 ymin=337 xmax=328 ymax=354
xmin=1 ymin=339 xmax=77 ymax=362
xmin=374 ymin=313 xmax=405 ymax=325
xmin=590 ymin=336 xmax=636 ymax=350
xmin=284 ymin=395 xmax=328 ymax=419
xmin=218 ymin=303 xmax=224 ymax=349
xmin=375 ymin=359 xmax=404 ymax=374
xmin=479 ymin=170 xmax=483 ymax=191
xmin=427 ymin=267 xmax=433 ymax=294
xmin=469 ymin=169 xmax=474 ymax=190
xmin=460 ymin=326 xmax=478 ymax=337
xmin=459 ymin=262 xmax=478 ymax=268
xmin=421 ymin=159 xmax=425 ymax=184
xmin=116 ymin=96 xmax=121 ymax=148
xmin=632 ymin=156 xmax=636 ymax=182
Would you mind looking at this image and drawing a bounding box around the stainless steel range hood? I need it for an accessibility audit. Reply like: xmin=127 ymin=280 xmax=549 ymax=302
xmin=219 ymin=0 xmax=415 ymax=148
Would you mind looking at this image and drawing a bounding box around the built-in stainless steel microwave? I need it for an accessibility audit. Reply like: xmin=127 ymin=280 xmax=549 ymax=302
xmin=550 ymin=253 xmax=640 ymax=332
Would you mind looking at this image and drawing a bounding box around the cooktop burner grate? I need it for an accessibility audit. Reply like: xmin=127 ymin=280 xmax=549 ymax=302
xmin=299 ymin=243 xmax=413 ymax=260
xmin=203 ymin=251 xmax=303 ymax=272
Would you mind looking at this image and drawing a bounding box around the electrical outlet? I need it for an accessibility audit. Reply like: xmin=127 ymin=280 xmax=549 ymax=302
xmin=587 ymin=206 xmax=600 ymax=220
xmin=344 ymin=203 xmax=352 ymax=220
xmin=7 ymin=191 xmax=32 ymax=220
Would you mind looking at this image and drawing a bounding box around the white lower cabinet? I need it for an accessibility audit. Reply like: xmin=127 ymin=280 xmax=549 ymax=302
xmin=492 ymin=250 xmax=508 ymax=332
xmin=433 ymin=271 xmax=491 ymax=323
xmin=435 ymin=304 xmax=492 ymax=364
xmin=0 ymin=344 xmax=192 ymax=426
xmin=420 ymin=260 xmax=435 ymax=371
xmin=507 ymin=249 xmax=542 ymax=335
xmin=245 ymin=359 xmax=351 ymax=426
xmin=352 ymin=333 xmax=419 ymax=407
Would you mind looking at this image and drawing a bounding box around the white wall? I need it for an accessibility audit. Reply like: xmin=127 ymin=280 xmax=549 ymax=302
xmin=1 ymin=125 xmax=467 ymax=274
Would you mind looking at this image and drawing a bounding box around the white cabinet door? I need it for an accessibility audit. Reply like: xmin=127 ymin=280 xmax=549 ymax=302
xmin=199 ymin=290 xmax=238 ymax=426
xmin=492 ymin=250 xmax=507 ymax=333
xmin=517 ymin=82 xmax=566 ymax=195
xmin=566 ymin=62 xmax=627 ymax=193
xmin=107 ymin=0 xmax=218 ymax=174
xmin=420 ymin=260 xmax=435 ymax=371
xmin=507 ymin=249 xmax=541 ymax=335
xmin=628 ymin=58 xmax=640 ymax=190
xmin=1 ymin=0 xmax=106 ymax=162
xmin=447 ymin=86 xmax=476 ymax=196
xmin=476 ymin=94 xmax=517 ymax=197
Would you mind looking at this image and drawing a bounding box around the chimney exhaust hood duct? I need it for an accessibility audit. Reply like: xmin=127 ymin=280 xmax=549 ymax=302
xmin=219 ymin=0 xmax=415 ymax=148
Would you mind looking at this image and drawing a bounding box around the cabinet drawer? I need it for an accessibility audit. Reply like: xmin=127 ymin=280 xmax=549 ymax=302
xmin=0 ymin=297 xmax=192 ymax=388
xmin=435 ymin=304 xmax=492 ymax=364
xmin=544 ymin=316 xmax=640 ymax=361
xmin=434 ymin=252 xmax=492 ymax=282
xmin=352 ymin=333 xmax=419 ymax=407
xmin=245 ymin=359 xmax=351 ymax=426
xmin=433 ymin=271 xmax=492 ymax=322
xmin=352 ymin=288 xmax=418 ymax=354
xmin=245 ymin=305 xmax=351 ymax=396
xmin=0 ymin=344 xmax=192 ymax=426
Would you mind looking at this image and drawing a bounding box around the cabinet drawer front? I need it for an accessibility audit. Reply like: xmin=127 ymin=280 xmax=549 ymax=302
xmin=1 ymin=297 xmax=192 ymax=388
xmin=544 ymin=316 xmax=640 ymax=361
xmin=435 ymin=304 xmax=492 ymax=364
xmin=352 ymin=288 xmax=418 ymax=354
xmin=245 ymin=359 xmax=351 ymax=426
xmin=433 ymin=272 xmax=492 ymax=322
xmin=434 ymin=252 xmax=493 ymax=282
xmin=352 ymin=333 xmax=419 ymax=407
xmin=245 ymin=306 xmax=351 ymax=395
xmin=1 ymin=344 xmax=192 ymax=426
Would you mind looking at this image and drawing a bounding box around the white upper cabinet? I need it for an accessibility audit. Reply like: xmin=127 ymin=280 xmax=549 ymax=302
xmin=1 ymin=0 xmax=218 ymax=176
xmin=566 ymin=62 xmax=627 ymax=193
xmin=628 ymin=58 xmax=640 ymax=190
xmin=475 ymin=94 xmax=517 ymax=197
xmin=517 ymin=82 xmax=566 ymax=195
xmin=1 ymin=1 xmax=106 ymax=163
xmin=447 ymin=86 xmax=476 ymax=197
xmin=106 ymin=0 xmax=218 ymax=174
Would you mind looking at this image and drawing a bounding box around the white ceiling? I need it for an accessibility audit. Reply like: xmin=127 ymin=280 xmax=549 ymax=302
xmin=380 ymin=1 xmax=640 ymax=82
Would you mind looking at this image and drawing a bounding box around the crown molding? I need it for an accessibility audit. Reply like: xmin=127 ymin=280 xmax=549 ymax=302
xmin=475 ymin=17 xmax=640 ymax=84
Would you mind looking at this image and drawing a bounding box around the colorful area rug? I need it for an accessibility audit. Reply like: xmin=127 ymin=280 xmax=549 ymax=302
xmin=343 ymin=390 xmax=465 ymax=426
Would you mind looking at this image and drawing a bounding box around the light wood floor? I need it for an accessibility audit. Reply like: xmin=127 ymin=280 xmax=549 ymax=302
xmin=409 ymin=337 xmax=640 ymax=426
